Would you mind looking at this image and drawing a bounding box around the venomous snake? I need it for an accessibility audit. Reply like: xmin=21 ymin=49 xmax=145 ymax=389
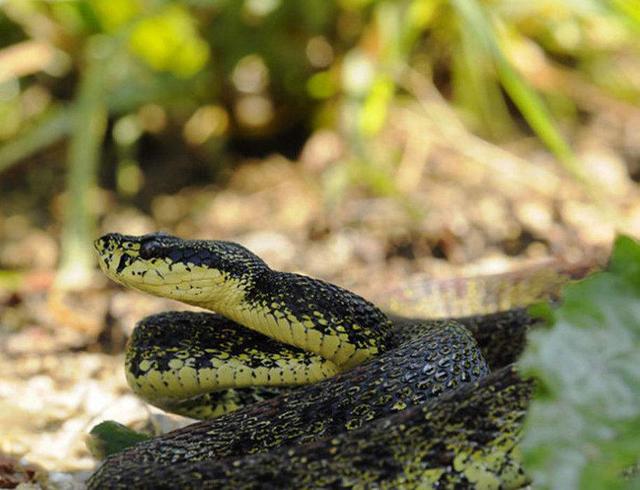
xmin=88 ymin=232 xmax=573 ymax=489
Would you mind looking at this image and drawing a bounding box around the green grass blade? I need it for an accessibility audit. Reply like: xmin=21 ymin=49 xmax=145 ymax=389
xmin=450 ymin=0 xmax=583 ymax=180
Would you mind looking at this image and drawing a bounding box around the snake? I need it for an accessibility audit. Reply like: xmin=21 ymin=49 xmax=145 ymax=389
xmin=88 ymin=231 xmax=572 ymax=489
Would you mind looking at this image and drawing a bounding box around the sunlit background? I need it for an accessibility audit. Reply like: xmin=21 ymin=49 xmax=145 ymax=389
xmin=0 ymin=0 xmax=639 ymax=487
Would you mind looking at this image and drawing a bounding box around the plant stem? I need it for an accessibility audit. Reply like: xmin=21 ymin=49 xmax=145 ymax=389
xmin=55 ymin=38 xmax=110 ymax=289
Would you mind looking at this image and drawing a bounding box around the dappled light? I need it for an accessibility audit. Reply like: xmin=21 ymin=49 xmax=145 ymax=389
xmin=0 ymin=0 xmax=639 ymax=488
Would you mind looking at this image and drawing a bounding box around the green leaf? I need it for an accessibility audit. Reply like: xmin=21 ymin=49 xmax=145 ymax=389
xmin=609 ymin=235 xmax=640 ymax=289
xmin=359 ymin=76 xmax=394 ymax=136
xmin=527 ymin=301 xmax=556 ymax=325
xmin=520 ymin=235 xmax=640 ymax=489
xmin=87 ymin=421 xmax=150 ymax=459
xmin=608 ymin=0 xmax=640 ymax=33
xmin=128 ymin=4 xmax=210 ymax=78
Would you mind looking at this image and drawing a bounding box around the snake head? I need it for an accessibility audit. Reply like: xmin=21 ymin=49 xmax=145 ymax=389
xmin=94 ymin=232 xmax=267 ymax=310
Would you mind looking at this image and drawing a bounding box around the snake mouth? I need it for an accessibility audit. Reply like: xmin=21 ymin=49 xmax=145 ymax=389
xmin=94 ymin=233 xmax=143 ymax=286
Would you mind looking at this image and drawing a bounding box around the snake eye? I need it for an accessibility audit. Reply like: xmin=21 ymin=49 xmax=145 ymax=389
xmin=139 ymin=238 xmax=165 ymax=259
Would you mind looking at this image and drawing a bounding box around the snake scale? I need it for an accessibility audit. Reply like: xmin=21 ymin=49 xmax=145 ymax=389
xmin=88 ymin=232 xmax=570 ymax=489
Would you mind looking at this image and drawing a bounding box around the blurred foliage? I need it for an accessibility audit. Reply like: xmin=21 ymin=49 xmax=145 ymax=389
xmin=521 ymin=235 xmax=640 ymax=489
xmin=0 ymin=0 xmax=638 ymax=284
xmin=1 ymin=0 xmax=639 ymax=170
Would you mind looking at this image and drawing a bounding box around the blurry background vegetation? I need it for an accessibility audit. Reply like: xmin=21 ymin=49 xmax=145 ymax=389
xmin=1 ymin=0 xmax=639 ymax=287
xmin=0 ymin=0 xmax=639 ymax=488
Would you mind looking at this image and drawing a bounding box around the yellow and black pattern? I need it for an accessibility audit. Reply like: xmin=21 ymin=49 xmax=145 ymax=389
xmin=126 ymin=311 xmax=337 ymax=418
xmin=90 ymin=315 xmax=503 ymax=488
xmin=96 ymin=232 xmax=391 ymax=371
xmin=91 ymin=366 xmax=530 ymax=489
xmin=89 ymin=231 xmax=567 ymax=489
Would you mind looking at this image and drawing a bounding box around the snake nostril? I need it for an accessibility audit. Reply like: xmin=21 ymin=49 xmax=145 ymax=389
xmin=96 ymin=233 xmax=124 ymax=253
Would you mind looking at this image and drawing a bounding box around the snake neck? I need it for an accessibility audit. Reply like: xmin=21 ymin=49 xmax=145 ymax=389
xmin=197 ymin=269 xmax=391 ymax=370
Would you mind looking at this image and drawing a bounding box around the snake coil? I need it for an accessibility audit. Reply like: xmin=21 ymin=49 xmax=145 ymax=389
xmin=88 ymin=232 xmax=559 ymax=489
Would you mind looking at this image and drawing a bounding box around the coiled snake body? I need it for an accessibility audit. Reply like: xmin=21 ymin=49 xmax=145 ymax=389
xmin=89 ymin=232 xmax=565 ymax=489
